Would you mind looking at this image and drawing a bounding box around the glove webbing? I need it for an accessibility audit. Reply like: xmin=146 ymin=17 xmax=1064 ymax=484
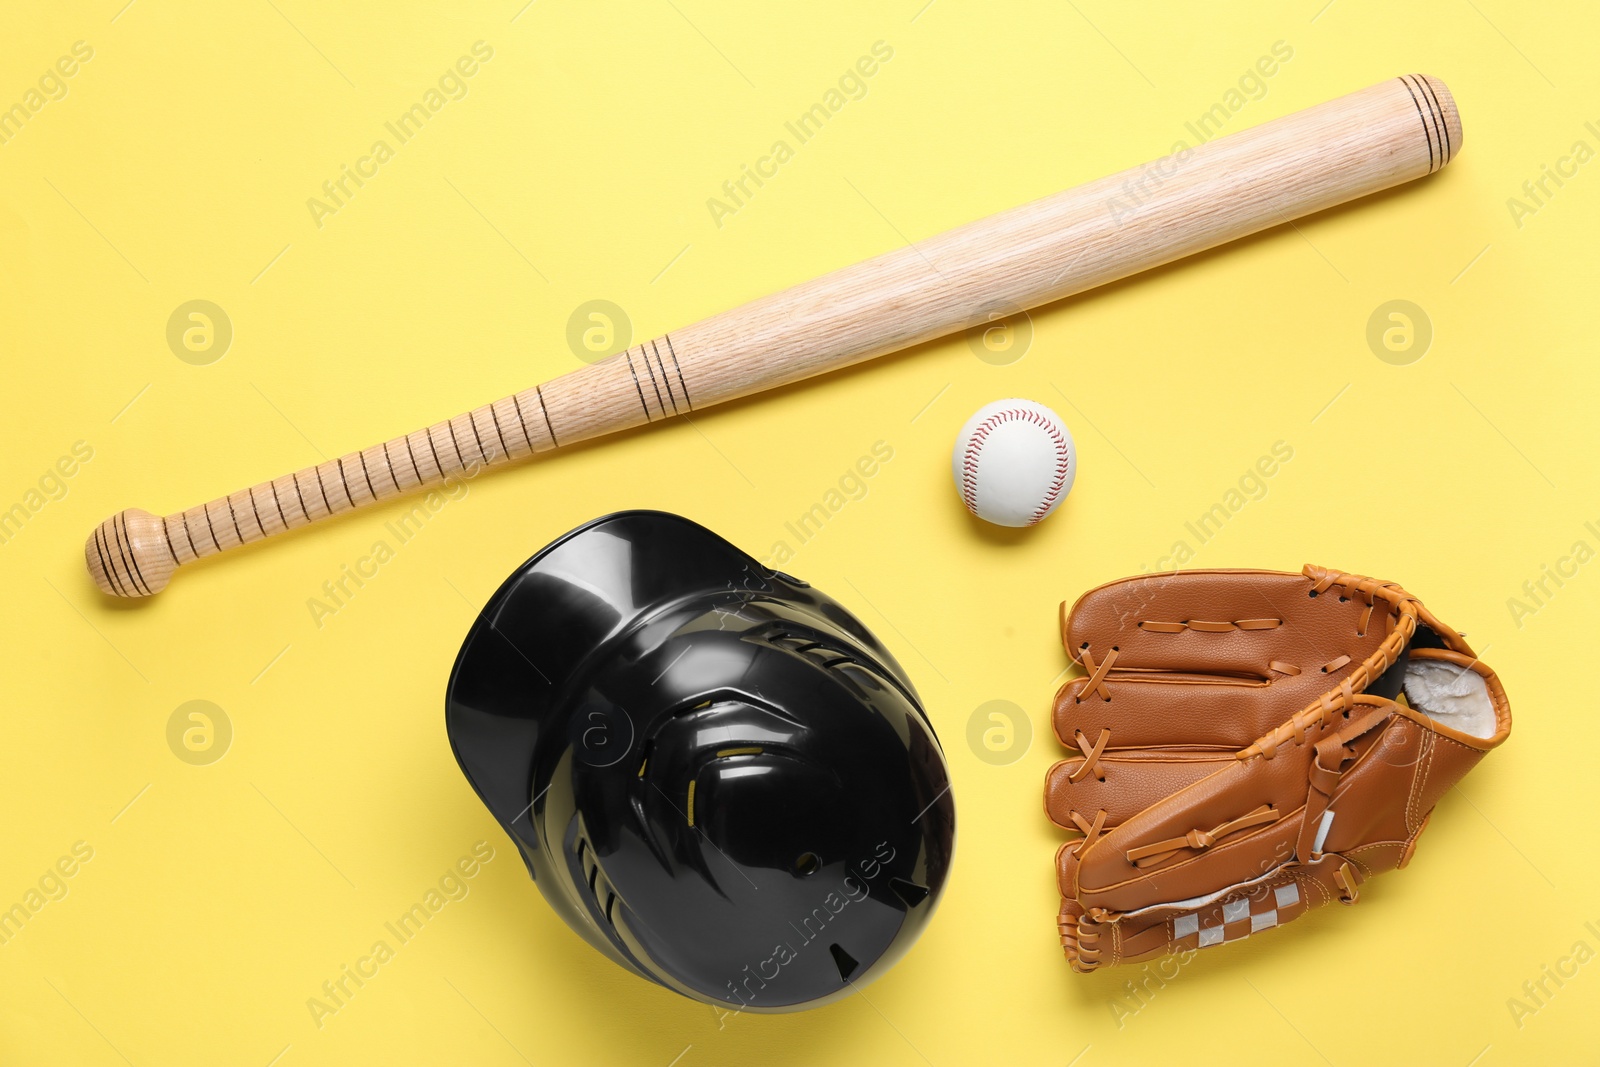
xmin=1238 ymin=567 xmax=1421 ymax=763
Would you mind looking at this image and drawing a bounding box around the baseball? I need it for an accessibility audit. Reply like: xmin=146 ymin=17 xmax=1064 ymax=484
xmin=951 ymin=399 xmax=1076 ymax=527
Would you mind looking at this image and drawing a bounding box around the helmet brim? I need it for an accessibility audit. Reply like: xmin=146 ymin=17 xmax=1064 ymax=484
xmin=444 ymin=510 xmax=776 ymax=864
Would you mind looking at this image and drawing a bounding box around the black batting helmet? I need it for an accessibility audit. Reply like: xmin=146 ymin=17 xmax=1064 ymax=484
xmin=445 ymin=511 xmax=955 ymax=1012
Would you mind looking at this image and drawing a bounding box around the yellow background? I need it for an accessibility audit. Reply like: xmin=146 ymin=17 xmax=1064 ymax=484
xmin=1 ymin=1 xmax=1594 ymax=1063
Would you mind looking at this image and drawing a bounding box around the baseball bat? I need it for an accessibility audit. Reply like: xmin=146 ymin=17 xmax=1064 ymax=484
xmin=87 ymin=75 xmax=1460 ymax=598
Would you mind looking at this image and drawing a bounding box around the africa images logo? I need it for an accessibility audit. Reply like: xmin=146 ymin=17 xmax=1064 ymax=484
xmin=715 ymin=840 xmax=897 ymax=1021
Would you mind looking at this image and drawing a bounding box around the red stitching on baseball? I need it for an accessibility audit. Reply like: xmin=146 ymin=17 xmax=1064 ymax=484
xmin=960 ymin=407 xmax=1071 ymax=523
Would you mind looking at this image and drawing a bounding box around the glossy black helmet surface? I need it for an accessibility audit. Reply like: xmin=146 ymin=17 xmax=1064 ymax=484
xmin=445 ymin=511 xmax=955 ymax=1012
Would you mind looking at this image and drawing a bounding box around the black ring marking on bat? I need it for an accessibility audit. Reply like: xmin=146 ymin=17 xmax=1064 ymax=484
xmin=401 ymin=433 xmax=423 ymax=487
xmin=649 ymin=339 xmax=678 ymax=414
xmin=178 ymin=511 xmax=202 ymax=560
xmin=380 ymin=440 xmax=402 ymax=494
xmin=625 ymin=350 xmax=653 ymax=421
xmin=511 ymin=392 xmax=537 ymax=452
xmin=663 ymin=333 xmax=692 ymax=411
xmin=160 ymin=516 xmax=182 ymax=565
xmin=488 ymin=403 xmax=513 ymax=460
xmin=1405 ymin=75 xmax=1446 ymax=171
xmin=464 ymin=412 xmax=491 ymax=465
xmin=1415 ymin=75 xmax=1451 ymax=164
xmin=115 ymin=511 xmax=152 ymax=595
xmin=639 ymin=342 xmax=668 ymax=415
xmin=266 ymin=479 xmax=290 ymax=531
xmin=424 ymin=427 xmax=445 ymax=483
xmin=1398 ymin=75 xmax=1435 ymax=172
xmin=289 ymin=471 xmax=312 ymax=523
xmin=94 ymin=525 xmax=127 ymax=596
xmin=445 ymin=419 xmax=468 ymax=473
xmin=335 ymin=457 xmax=357 ymax=509
xmin=355 ymin=450 xmax=378 ymax=503
xmin=110 ymin=515 xmax=146 ymax=594
xmin=312 ymin=464 xmax=335 ymax=517
xmin=244 ymin=485 xmax=269 ymax=537
xmin=199 ymin=503 xmax=224 ymax=552
xmin=104 ymin=523 xmax=134 ymax=595
xmin=223 ymin=494 xmax=246 ymax=544
xmin=536 ymin=386 xmax=560 ymax=447
xmin=108 ymin=516 xmax=144 ymax=594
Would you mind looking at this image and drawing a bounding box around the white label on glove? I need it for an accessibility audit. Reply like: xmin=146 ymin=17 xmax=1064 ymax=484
xmin=1312 ymin=810 xmax=1336 ymax=855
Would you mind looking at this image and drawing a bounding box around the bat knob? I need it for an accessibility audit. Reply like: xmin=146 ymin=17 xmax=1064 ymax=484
xmin=86 ymin=509 xmax=175 ymax=598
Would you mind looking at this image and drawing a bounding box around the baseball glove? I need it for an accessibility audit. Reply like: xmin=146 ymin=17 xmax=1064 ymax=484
xmin=1045 ymin=566 xmax=1510 ymax=972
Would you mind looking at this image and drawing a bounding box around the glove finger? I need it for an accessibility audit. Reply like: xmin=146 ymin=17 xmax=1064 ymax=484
xmin=1060 ymin=858 xmax=1333 ymax=971
xmin=1057 ymin=858 xmax=1098 ymax=972
xmin=1045 ymin=751 xmax=1233 ymax=830
xmin=1052 ymin=656 xmax=1390 ymax=752
xmin=1073 ymin=738 xmax=1318 ymax=915
xmin=1062 ymin=567 xmax=1398 ymax=678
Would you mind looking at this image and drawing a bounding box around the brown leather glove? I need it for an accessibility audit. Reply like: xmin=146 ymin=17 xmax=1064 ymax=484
xmin=1045 ymin=566 xmax=1510 ymax=972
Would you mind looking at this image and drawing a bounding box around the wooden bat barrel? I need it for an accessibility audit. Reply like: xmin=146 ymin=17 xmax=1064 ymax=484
xmin=87 ymin=75 xmax=1460 ymax=598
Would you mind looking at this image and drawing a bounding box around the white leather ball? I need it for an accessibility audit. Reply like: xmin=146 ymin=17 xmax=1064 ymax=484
xmin=951 ymin=399 xmax=1076 ymax=527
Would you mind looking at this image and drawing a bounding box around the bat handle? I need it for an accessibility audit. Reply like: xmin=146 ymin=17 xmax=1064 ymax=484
xmin=84 ymin=381 xmax=568 ymax=597
xmin=85 ymin=333 xmax=699 ymax=597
